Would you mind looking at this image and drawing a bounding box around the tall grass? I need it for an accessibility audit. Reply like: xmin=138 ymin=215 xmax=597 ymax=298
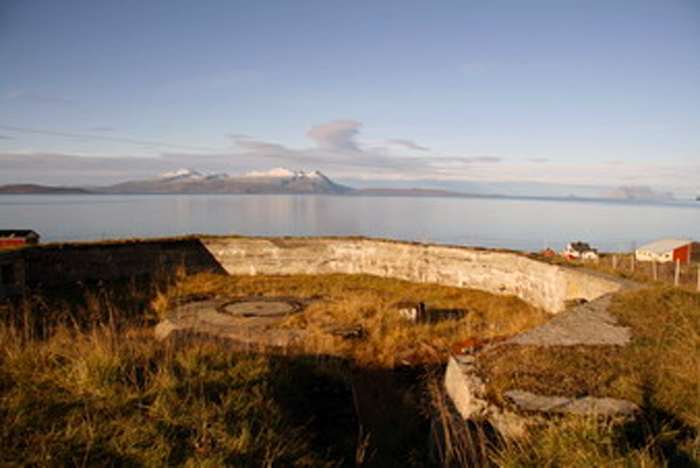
xmin=444 ymin=285 xmax=700 ymax=466
xmin=426 ymin=367 xmax=497 ymax=466
xmin=493 ymin=416 xmax=667 ymax=467
xmin=7 ymin=273 xmax=511 ymax=465
xmin=1 ymin=321 xmax=346 ymax=466
xmin=610 ymin=287 xmax=700 ymax=430
xmin=7 ymin=273 xmax=694 ymax=466
xmin=0 ymin=279 xmax=347 ymax=466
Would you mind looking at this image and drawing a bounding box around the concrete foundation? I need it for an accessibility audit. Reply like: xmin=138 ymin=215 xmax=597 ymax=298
xmin=0 ymin=235 xmax=637 ymax=443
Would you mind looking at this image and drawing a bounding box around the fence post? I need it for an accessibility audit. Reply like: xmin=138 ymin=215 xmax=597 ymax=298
xmin=674 ymin=260 xmax=680 ymax=287
xmin=612 ymin=255 xmax=617 ymax=269
xmin=697 ymin=265 xmax=700 ymax=292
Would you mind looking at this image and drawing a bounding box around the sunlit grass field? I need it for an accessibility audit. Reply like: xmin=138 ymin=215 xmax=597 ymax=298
xmin=442 ymin=285 xmax=700 ymax=466
xmin=156 ymin=272 xmax=546 ymax=366
xmin=1 ymin=273 xmax=543 ymax=466
xmin=1 ymin=271 xmax=698 ymax=466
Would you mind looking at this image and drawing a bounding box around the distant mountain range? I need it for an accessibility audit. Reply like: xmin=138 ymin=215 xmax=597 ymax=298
xmin=96 ymin=168 xmax=353 ymax=195
xmin=600 ymin=185 xmax=675 ymax=202
xmin=0 ymin=168 xmax=499 ymax=198
xmin=0 ymin=184 xmax=90 ymax=195
xmin=0 ymin=169 xmax=353 ymax=195
xmin=0 ymin=169 xmax=687 ymax=201
xmin=3 ymin=168 xmax=465 ymax=196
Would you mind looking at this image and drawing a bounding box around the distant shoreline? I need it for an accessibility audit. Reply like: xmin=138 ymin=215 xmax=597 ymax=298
xmin=1 ymin=168 xmax=695 ymax=202
xmin=1 ymin=185 xmax=698 ymax=206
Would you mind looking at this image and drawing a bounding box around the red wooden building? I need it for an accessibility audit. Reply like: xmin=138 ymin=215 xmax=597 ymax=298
xmin=635 ymin=238 xmax=695 ymax=264
xmin=0 ymin=230 xmax=40 ymax=249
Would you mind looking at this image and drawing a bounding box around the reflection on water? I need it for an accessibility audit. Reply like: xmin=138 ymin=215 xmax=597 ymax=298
xmin=0 ymin=194 xmax=697 ymax=252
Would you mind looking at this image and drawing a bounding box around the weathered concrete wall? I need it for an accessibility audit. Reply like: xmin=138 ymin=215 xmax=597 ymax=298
xmin=202 ymin=237 xmax=625 ymax=314
xmin=1 ymin=236 xmax=624 ymax=312
xmin=0 ymin=239 xmax=226 ymax=297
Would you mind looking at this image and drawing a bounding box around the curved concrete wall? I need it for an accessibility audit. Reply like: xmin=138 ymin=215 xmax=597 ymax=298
xmin=203 ymin=237 xmax=624 ymax=314
xmin=1 ymin=236 xmax=624 ymax=312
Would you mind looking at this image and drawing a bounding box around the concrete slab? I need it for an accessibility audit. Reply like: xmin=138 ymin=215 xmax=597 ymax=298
xmin=443 ymin=288 xmax=640 ymax=438
xmin=155 ymin=296 xmax=309 ymax=349
xmin=505 ymin=389 xmax=639 ymax=416
xmin=505 ymin=294 xmax=632 ymax=346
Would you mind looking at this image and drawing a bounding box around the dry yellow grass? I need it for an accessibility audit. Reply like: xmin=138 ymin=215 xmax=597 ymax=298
xmin=470 ymin=285 xmax=700 ymax=466
xmin=157 ymin=273 xmax=547 ymax=367
xmin=479 ymin=287 xmax=699 ymax=427
xmin=3 ymin=270 xmax=697 ymax=465
xmin=0 ymin=321 xmax=342 ymax=465
xmin=610 ymin=286 xmax=700 ymax=430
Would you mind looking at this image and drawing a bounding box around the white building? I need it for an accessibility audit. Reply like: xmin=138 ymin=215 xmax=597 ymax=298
xmin=562 ymin=242 xmax=599 ymax=261
xmin=635 ymin=238 xmax=693 ymax=264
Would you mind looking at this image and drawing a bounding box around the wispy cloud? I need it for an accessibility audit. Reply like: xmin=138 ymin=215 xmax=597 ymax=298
xmin=233 ymin=138 xmax=295 ymax=157
xmin=462 ymin=160 xmax=700 ymax=194
xmin=0 ymin=119 xmax=503 ymax=181
xmin=307 ymin=120 xmax=362 ymax=152
xmin=227 ymin=133 xmax=253 ymax=140
xmin=2 ymin=90 xmax=71 ymax=103
xmin=0 ymin=152 xmax=172 ymax=185
xmin=419 ymin=156 xmax=503 ymax=170
xmin=0 ymin=119 xmax=695 ymax=197
xmin=388 ymin=139 xmax=429 ymax=151
xmin=0 ymin=125 xmax=216 ymax=152
xmin=226 ymin=120 xmax=503 ymax=176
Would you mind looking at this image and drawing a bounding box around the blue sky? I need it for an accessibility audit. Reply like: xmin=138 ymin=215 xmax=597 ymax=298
xmin=1 ymin=0 xmax=699 ymax=197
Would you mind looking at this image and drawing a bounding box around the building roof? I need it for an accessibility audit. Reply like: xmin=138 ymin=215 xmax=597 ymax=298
xmin=637 ymin=238 xmax=692 ymax=254
xmin=567 ymin=242 xmax=596 ymax=252
xmin=0 ymin=230 xmax=40 ymax=239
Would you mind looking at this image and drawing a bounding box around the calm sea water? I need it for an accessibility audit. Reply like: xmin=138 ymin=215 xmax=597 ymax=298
xmin=0 ymin=194 xmax=698 ymax=252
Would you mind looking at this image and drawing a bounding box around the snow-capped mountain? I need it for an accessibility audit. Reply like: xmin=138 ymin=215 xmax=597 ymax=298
xmin=244 ymin=168 xmax=325 ymax=180
xmin=101 ymin=168 xmax=350 ymax=194
xmin=157 ymin=169 xmax=205 ymax=182
xmin=245 ymin=168 xmax=298 ymax=178
xmin=157 ymin=169 xmax=230 ymax=183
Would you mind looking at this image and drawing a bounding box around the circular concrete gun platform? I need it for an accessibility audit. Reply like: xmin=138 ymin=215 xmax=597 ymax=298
xmin=155 ymin=296 xmax=309 ymax=349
